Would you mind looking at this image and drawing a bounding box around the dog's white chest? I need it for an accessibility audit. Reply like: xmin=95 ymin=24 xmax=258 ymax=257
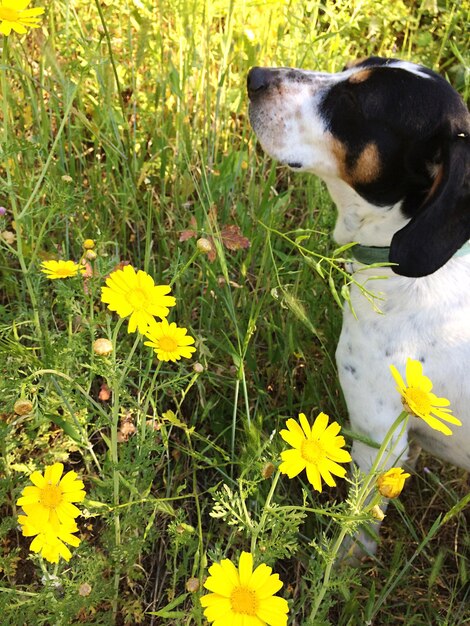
xmin=337 ymin=258 xmax=470 ymax=470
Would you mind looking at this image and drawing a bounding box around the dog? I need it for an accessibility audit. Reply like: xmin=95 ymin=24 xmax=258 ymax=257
xmin=247 ymin=57 xmax=470 ymax=553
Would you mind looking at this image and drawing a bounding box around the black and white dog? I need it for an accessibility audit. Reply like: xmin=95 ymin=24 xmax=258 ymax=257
xmin=247 ymin=57 xmax=470 ymax=547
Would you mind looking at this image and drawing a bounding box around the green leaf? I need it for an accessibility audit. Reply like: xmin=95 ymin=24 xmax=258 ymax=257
xmin=147 ymin=593 xmax=188 ymax=618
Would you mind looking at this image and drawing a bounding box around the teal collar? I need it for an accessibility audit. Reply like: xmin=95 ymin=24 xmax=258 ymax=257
xmin=352 ymin=241 xmax=470 ymax=266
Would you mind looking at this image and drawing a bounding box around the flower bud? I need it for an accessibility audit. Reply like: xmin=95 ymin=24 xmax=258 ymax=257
xmin=197 ymin=237 xmax=213 ymax=255
xmin=14 ymin=399 xmax=33 ymax=415
xmin=371 ymin=504 xmax=385 ymax=521
xmin=2 ymin=230 xmax=15 ymax=245
xmin=78 ymin=582 xmax=92 ymax=597
xmin=261 ymin=462 xmax=275 ymax=479
xmin=377 ymin=467 xmax=411 ymax=499
xmin=84 ymin=249 xmax=97 ymax=261
xmin=192 ymin=362 xmax=204 ymax=374
xmin=186 ymin=577 xmax=200 ymax=593
xmin=93 ymin=338 xmax=113 ymax=356
xmin=83 ymin=239 xmax=95 ymax=250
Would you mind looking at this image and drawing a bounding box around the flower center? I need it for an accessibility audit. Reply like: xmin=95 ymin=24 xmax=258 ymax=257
xmin=230 ymin=586 xmax=259 ymax=616
xmin=40 ymin=484 xmax=63 ymax=509
xmin=301 ymin=439 xmax=324 ymax=464
xmin=57 ymin=267 xmax=74 ymax=277
xmin=0 ymin=7 xmax=18 ymax=21
xmin=127 ymin=288 xmax=149 ymax=311
xmin=159 ymin=335 xmax=178 ymax=353
xmin=403 ymin=387 xmax=432 ymax=415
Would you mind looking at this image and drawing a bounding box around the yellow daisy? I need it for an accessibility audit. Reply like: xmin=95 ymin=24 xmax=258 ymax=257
xmin=376 ymin=467 xmax=411 ymax=499
xmin=200 ymin=551 xmax=289 ymax=626
xmin=18 ymin=514 xmax=81 ymax=563
xmin=16 ymin=462 xmax=86 ymax=526
xmin=390 ymin=358 xmax=462 ymax=436
xmin=101 ymin=265 xmax=176 ymax=334
xmin=40 ymin=259 xmax=84 ymax=280
xmin=0 ymin=0 xmax=44 ymax=36
xmin=279 ymin=412 xmax=352 ymax=492
xmin=143 ymin=318 xmax=196 ymax=362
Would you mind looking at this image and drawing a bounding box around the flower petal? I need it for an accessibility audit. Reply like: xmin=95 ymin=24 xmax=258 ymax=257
xmin=238 ymin=551 xmax=253 ymax=586
xmin=406 ymin=358 xmax=423 ymax=383
xmin=279 ymin=450 xmax=306 ymax=478
xmin=279 ymin=422 xmax=304 ymax=449
xmin=298 ymin=412 xmax=312 ymax=438
xmin=390 ymin=364 xmax=406 ymax=392
xmin=257 ymin=595 xmax=289 ymax=626
xmin=204 ymin=571 xmax=234 ymax=597
xmin=45 ymin=463 xmax=64 ymax=485
xmin=255 ymin=571 xmax=283 ymax=599
xmin=305 ymin=463 xmax=323 ymax=492
xmin=310 ymin=412 xmax=329 ymax=439
xmin=248 ymin=562 xmax=273 ymax=592
xmin=419 ymin=414 xmax=453 ymax=436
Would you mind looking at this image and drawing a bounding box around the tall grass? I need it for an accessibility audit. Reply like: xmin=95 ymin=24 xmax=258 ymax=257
xmin=0 ymin=0 xmax=469 ymax=624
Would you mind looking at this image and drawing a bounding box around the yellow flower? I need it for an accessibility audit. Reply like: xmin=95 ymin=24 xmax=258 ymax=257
xmin=0 ymin=0 xmax=44 ymax=36
xmin=18 ymin=514 xmax=80 ymax=563
xmin=101 ymin=265 xmax=176 ymax=334
xmin=279 ymin=412 xmax=352 ymax=492
xmin=143 ymin=318 xmax=196 ymax=362
xmin=376 ymin=467 xmax=411 ymax=499
xmin=40 ymin=259 xmax=84 ymax=280
xmin=390 ymin=358 xmax=462 ymax=436
xmin=83 ymin=239 xmax=95 ymax=250
xmin=16 ymin=462 xmax=85 ymax=526
xmin=200 ymin=551 xmax=288 ymax=626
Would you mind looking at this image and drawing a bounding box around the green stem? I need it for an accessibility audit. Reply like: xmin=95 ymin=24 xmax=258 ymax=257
xmin=139 ymin=360 xmax=162 ymax=446
xmin=109 ymin=320 xmax=141 ymax=620
xmin=308 ymin=411 xmax=409 ymax=623
xmin=110 ymin=317 xmax=125 ymax=620
xmin=250 ymin=470 xmax=281 ymax=554
xmin=307 ymin=524 xmax=350 ymax=624
xmin=185 ymin=429 xmax=204 ymax=584
xmin=356 ymin=411 xmax=409 ymax=510
xmin=169 ymin=249 xmax=200 ymax=287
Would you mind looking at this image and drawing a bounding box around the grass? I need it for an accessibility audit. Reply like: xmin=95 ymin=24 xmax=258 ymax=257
xmin=0 ymin=0 xmax=469 ymax=624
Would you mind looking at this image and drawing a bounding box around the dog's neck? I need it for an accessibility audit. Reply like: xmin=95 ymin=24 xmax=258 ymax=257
xmin=323 ymin=177 xmax=409 ymax=247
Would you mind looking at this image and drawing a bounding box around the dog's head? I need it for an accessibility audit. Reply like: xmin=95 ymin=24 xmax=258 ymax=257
xmin=247 ymin=57 xmax=470 ymax=277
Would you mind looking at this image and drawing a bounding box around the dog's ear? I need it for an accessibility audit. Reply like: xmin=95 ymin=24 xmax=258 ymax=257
xmin=390 ymin=134 xmax=470 ymax=277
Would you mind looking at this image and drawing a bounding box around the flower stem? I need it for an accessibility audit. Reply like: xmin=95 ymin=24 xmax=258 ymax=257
xmin=139 ymin=361 xmax=162 ymax=445
xmin=110 ymin=317 xmax=125 ymax=619
xmin=307 ymin=411 xmax=409 ymax=623
xmin=169 ymin=249 xmax=200 ymax=287
xmin=250 ymin=470 xmax=281 ymax=554
xmin=356 ymin=411 xmax=409 ymax=508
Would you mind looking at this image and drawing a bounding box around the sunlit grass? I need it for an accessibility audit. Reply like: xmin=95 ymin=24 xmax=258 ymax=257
xmin=1 ymin=0 xmax=469 ymax=624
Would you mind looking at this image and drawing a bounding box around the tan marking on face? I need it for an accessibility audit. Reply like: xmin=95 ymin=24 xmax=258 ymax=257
xmin=344 ymin=58 xmax=369 ymax=69
xmin=331 ymin=139 xmax=381 ymax=185
xmin=353 ymin=143 xmax=381 ymax=183
xmin=331 ymin=137 xmax=349 ymax=181
xmin=349 ymin=68 xmax=373 ymax=84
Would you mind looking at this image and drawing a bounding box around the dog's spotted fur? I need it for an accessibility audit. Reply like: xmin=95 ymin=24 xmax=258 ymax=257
xmin=248 ymin=57 xmax=470 ymax=549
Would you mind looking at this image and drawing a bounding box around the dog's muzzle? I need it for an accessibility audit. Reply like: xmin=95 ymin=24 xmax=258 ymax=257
xmin=247 ymin=67 xmax=277 ymax=101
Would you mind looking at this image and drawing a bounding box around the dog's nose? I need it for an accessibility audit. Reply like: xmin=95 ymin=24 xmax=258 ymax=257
xmin=247 ymin=67 xmax=275 ymax=99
